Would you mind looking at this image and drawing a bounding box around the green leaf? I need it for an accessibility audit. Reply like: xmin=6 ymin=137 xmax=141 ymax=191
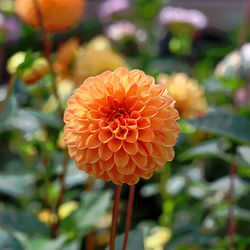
xmin=188 ymin=111 xmax=250 ymax=144
xmin=179 ymin=139 xmax=232 ymax=162
xmin=0 ymin=173 xmax=35 ymax=198
xmin=21 ymin=235 xmax=66 ymax=250
xmin=105 ymin=230 xmax=144 ymax=250
xmin=0 ymin=228 xmax=23 ymax=250
xmin=0 ymin=96 xmax=17 ymax=122
xmin=65 ymin=160 xmax=88 ymax=188
xmin=0 ymin=210 xmax=49 ymax=236
xmin=236 ymin=146 xmax=250 ymax=167
xmin=61 ymin=190 xmax=112 ymax=236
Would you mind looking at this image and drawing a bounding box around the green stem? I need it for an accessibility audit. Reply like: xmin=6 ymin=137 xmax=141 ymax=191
xmin=0 ymin=74 xmax=16 ymax=116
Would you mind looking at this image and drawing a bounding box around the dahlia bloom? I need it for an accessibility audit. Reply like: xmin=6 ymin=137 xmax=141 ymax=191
xmin=15 ymin=0 xmax=85 ymax=32
xmin=53 ymin=38 xmax=80 ymax=78
xmin=73 ymin=36 xmax=128 ymax=85
xmin=64 ymin=67 xmax=180 ymax=185
xmin=157 ymin=73 xmax=208 ymax=119
xmin=99 ymin=0 xmax=130 ymax=20
xmin=159 ymin=6 xmax=207 ymax=30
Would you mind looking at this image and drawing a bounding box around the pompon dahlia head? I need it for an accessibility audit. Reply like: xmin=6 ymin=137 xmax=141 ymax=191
xmin=157 ymin=73 xmax=208 ymax=119
xmin=15 ymin=0 xmax=85 ymax=32
xmin=64 ymin=67 xmax=180 ymax=185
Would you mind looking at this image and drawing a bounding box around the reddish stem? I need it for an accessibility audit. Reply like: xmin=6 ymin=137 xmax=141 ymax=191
xmin=50 ymin=151 xmax=69 ymax=238
xmin=227 ymin=163 xmax=237 ymax=250
xmin=110 ymin=185 xmax=122 ymax=250
xmin=122 ymin=185 xmax=135 ymax=250
xmin=32 ymin=0 xmax=51 ymax=59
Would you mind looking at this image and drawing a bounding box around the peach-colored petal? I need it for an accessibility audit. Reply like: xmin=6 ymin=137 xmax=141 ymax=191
xmin=114 ymin=148 xmax=129 ymax=168
xmin=138 ymin=128 xmax=155 ymax=142
xmin=108 ymin=137 xmax=123 ymax=152
xmin=123 ymin=141 xmax=138 ymax=155
xmin=98 ymin=143 xmax=113 ymax=161
xmin=86 ymin=133 xmax=101 ymax=148
xmin=99 ymin=129 xmax=113 ymax=143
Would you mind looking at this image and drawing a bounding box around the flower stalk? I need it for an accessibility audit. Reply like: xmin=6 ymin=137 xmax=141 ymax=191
xmin=50 ymin=150 xmax=69 ymax=238
xmin=0 ymin=74 xmax=16 ymax=116
xmin=122 ymin=184 xmax=135 ymax=250
xmin=110 ymin=185 xmax=122 ymax=250
xmin=227 ymin=162 xmax=237 ymax=250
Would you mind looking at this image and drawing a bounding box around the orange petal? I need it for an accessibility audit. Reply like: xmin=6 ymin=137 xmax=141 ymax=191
xmin=91 ymin=162 xmax=104 ymax=177
xmin=123 ymin=141 xmax=138 ymax=155
xmin=150 ymin=117 xmax=165 ymax=130
xmin=129 ymin=69 xmax=145 ymax=83
xmin=140 ymin=106 xmax=158 ymax=118
xmin=99 ymin=157 xmax=115 ymax=171
xmin=138 ymin=128 xmax=155 ymax=142
xmin=164 ymin=120 xmax=180 ymax=132
xmin=126 ymin=83 xmax=138 ymax=97
xmin=115 ymin=127 xmax=128 ymax=140
xmin=131 ymin=153 xmax=148 ymax=169
xmin=85 ymin=148 xmax=99 ymax=163
xmin=86 ymin=133 xmax=101 ymax=149
xmin=158 ymin=108 xmax=179 ymax=120
xmin=108 ymin=138 xmax=123 ymax=152
xmin=114 ymin=148 xmax=129 ymax=168
xmin=68 ymin=146 xmax=77 ymax=160
xmin=123 ymin=174 xmax=140 ymax=185
xmin=117 ymin=159 xmax=136 ymax=175
xmin=107 ymin=166 xmax=124 ymax=181
xmin=141 ymin=171 xmax=153 ymax=180
xmin=153 ymin=131 xmax=167 ymax=144
xmin=98 ymin=143 xmax=113 ymax=161
xmin=164 ymin=133 xmax=177 ymax=146
xmin=99 ymin=129 xmax=114 ymax=143
xmin=151 ymin=143 xmax=163 ymax=158
xmin=75 ymin=133 xmax=89 ymax=149
xmin=87 ymin=111 xmax=103 ymax=121
xmin=138 ymin=142 xmax=153 ymax=156
xmin=75 ymin=148 xmax=87 ymax=164
xmin=137 ymin=117 xmax=151 ymax=129
xmin=126 ymin=129 xmax=138 ymax=143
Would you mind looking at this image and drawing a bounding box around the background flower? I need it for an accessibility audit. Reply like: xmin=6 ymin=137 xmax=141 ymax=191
xmin=157 ymin=73 xmax=208 ymax=119
xmin=159 ymin=6 xmax=208 ymax=30
xmin=15 ymin=0 xmax=85 ymax=32
xmin=99 ymin=0 xmax=130 ymax=20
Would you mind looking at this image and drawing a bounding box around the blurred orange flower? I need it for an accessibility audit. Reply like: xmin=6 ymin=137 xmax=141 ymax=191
xmin=53 ymin=38 xmax=80 ymax=78
xmin=64 ymin=67 xmax=180 ymax=185
xmin=157 ymin=73 xmax=208 ymax=119
xmin=73 ymin=36 xmax=128 ymax=85
xmin=15 ymin=0 xmax=85 ymax=32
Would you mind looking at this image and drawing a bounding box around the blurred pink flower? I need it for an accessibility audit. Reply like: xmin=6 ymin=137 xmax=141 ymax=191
xmin=159 ymin=6 xmax=208 ymax=30
xmin=105 ymin=20 xmax=148 ymax=43
xmin=235 ymin=88 xmax=247 ymax=105
xmin=0 ymin=13 xmax=21 ymax=43
xmin=105 ymin=20 xmax=136 ymax=41
xmin=99 ymin=0 xmax=130 ymax=19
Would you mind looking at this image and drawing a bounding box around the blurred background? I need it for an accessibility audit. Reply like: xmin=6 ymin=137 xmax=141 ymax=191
xmin=0 ymin=0 xmax=250 ymax=249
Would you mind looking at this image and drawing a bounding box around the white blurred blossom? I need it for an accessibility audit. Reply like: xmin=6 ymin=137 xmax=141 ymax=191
xmin=159 ymin=6 xmax=208 ymax=30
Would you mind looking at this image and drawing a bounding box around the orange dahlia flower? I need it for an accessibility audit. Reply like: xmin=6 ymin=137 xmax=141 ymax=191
xmin=157 ymin=73 xmax=208 ymax=119
xmin=64 ymin=67 xmax=180 ymax=185
xmin=53 ymin=38 xmax=80 ymax=78
xmin=15 ymin=0 xmax=85 ymax=32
